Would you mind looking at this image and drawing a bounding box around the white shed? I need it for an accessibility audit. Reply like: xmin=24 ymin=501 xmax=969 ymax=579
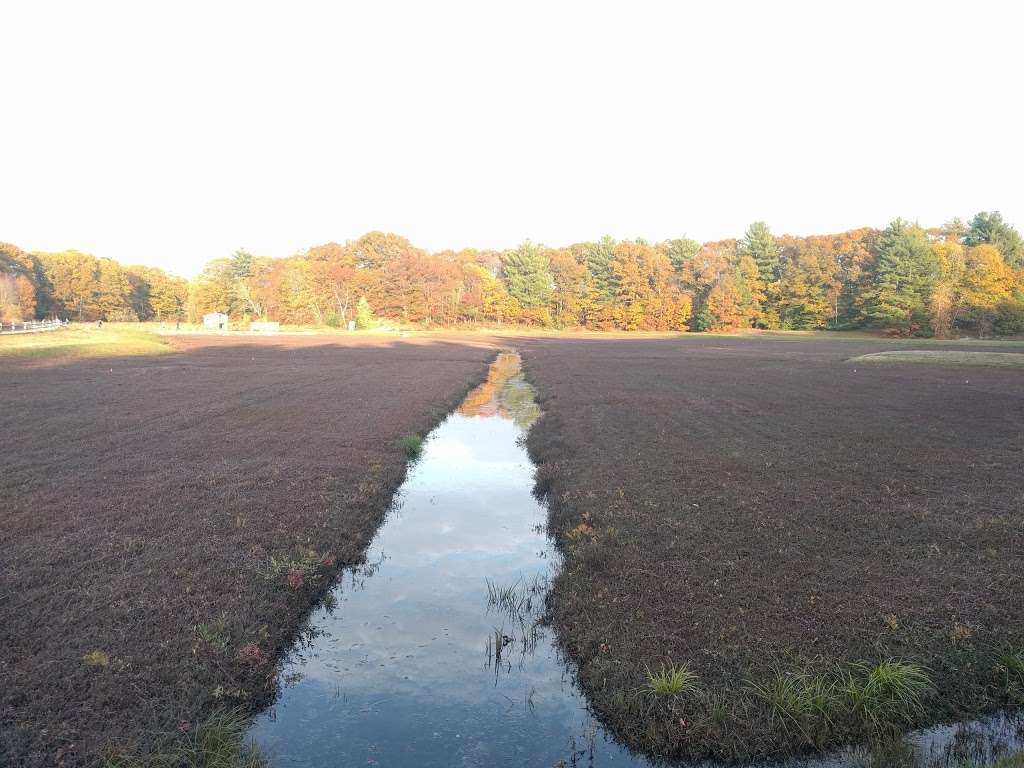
xmin=203 ymin=312 xmax=229 ymax=330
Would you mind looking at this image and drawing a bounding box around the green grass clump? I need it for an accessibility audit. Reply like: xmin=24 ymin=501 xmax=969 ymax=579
xmin=398 ymin=433 xmax=423 ymax=459
xmin=193 ymin=615 xmax=231 ymax=652
xmin=841 ymin=660 xmax=931 ymax=732
xmin=1000 ymin=650 xmax=1024 ymax=681
xmin=646 ymin=663 xmax=700 ymax=697
xmin=746 ymin=660 xmax=931 ymax=746
xmin=998 ymin=648 xmax=1024 ymax=700
xmin=104 ymin=708 xmax=267 ymax=768
xmin=749 ymin=669 xmax=840 ymax=742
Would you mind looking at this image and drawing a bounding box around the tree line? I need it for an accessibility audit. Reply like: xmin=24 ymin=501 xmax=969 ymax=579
xmin=1 ymin=244 xmax=189 ymax=326
xmin=3 ymin=211 xmax=1022 ymax=336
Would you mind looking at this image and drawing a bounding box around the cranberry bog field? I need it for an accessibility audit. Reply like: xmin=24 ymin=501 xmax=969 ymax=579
xmin=0 ymin=332 xmax=496 ymax=766
xmin=3 ymin=329 xmax=1024 ymax=767
xmin=517 ymin=333 xmax=1024 ymax=762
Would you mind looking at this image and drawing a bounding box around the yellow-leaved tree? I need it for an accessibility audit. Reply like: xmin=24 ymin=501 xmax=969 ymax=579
xmin=959 ymin=244 xmax=1014 ymax=336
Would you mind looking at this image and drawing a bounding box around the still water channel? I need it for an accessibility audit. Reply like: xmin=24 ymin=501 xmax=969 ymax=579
xmin=249 ymin=353 xmax=1022 ymax=768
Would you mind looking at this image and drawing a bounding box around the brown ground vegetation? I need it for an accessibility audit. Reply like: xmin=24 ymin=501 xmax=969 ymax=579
xmin=516 ymin=334 xmax=1024 ymax=760
xmin=0 ymin=334 xmax=496 ymax=766
xmin=5 ymin=329 xmax=1024 ymax=765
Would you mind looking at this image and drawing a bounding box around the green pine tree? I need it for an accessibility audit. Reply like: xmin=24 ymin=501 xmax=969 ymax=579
xmin=664 ymin=237 xmax=701 ymax=273
xmin=501 ymin=241 xmax=554 ymax=309
xmin=738 ymin=222 xmax=781 ymax=283
xmin=964 ymin=211 xmax=1023 ymax=267
xmin=583 ymin=235 xmax=618 ymax=303
xmin=858 ymin=219 xmax=939 ymax=332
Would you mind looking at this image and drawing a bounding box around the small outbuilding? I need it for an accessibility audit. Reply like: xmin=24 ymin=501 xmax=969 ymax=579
xmin=203 ymin=312 xmax=229 ymax=330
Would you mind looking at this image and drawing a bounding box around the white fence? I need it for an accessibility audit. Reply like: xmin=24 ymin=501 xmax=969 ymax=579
xmin=0 ymin=318 xmax=68 ymax=334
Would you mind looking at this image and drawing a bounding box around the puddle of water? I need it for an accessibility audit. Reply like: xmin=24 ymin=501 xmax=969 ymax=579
xmin=249 ymin=352 xmax=650 ymax=767
xmin=249 ymin=351 xmax=1023 ymax=768
xmin=783 ymin=712 xmax=1024 ymax=768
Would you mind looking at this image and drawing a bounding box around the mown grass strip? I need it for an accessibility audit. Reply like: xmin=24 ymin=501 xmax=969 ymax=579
xmin=0 ymin=323 xmax=170 ymax=360
xmin=849 ymin=350 xmax=1024 ymax=367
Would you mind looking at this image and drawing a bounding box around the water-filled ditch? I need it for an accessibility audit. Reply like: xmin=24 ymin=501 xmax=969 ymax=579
xmin=249 ymin=352 xmax=649 ymax=766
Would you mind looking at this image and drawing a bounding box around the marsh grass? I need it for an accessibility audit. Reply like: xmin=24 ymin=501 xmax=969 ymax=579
xmin=260 ymin=550 xmax=330 ymax=590
xmin=842 ymin=660 xmax=932 ymax=732
xmin=398 ymin=433 xmax=423 ymax=459
xmin=193 ymin=615 xmax=231 ymax=652
xmin=646 ymin=663 xmax=700 ymax=698
xmin=485 ymin=578 xmax=531 ymax=616
xmin=483 ymin=576 xmax=547 ymax=673
xmin=749 ymin=668 xmax=840 ymax=743
xmin=997 ymin=649 xmax=1024 ymax=703
xmin=697 ymin=690 xmax=731 ymax=728
xmin=690 ymin=659 xmax=933 ymax=755
xmin=484 ymin=575 xmax=546 ymax=624
xmin=104 ymin=708 xmax=267 ymax=768
xmin=1000 ymin=650 xmax=1024 ymax=683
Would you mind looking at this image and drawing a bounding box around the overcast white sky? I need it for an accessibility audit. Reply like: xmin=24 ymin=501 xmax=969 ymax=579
xmin=2 ymin=1 xmax=1022 ymax=277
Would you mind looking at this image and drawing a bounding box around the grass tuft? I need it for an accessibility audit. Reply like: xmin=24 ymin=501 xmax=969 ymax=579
xmin=749 ymin=668 xmax=839 ymax=742
xmin=194 ymin=615 xmax=231 ymax=652
xmin=646 ymin=663 xmax=700 ymax=698
xmin=998 ymin=648 xmax=1024 ymax=699
xmin=104 ymin=708 xmax=267 ymax=768
xmin=841 ymin=659 xmax=931 ymax=732
xmin=398 ymin=433 xmax=423 ymax=459
xmin=1000 ymin=650 xmax=1024 ymax=681
xmin=82 ymin=650 xmax=112 ymax=669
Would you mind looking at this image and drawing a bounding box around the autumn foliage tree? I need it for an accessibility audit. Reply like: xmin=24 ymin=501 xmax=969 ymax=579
xmin=1 ymin=243 xmax=37 ymax=321
xmin=548 ymin=247 xmax=591 ymax=327
xmin=959 ymin=244 xmax=1015 ymax=336
xmin=609 ymin=241 xmax=691 ymax=330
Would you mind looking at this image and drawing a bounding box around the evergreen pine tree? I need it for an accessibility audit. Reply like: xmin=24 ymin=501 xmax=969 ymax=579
xmin=738 ymin=222 xmax=781 ymax=283
xmin=583 ymin=236 xmax=618 ymax=303
xmin=859 ymin=219 xmax=939 ymax=332
xmin=501 ymin=241 xmax=554 ymax=309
